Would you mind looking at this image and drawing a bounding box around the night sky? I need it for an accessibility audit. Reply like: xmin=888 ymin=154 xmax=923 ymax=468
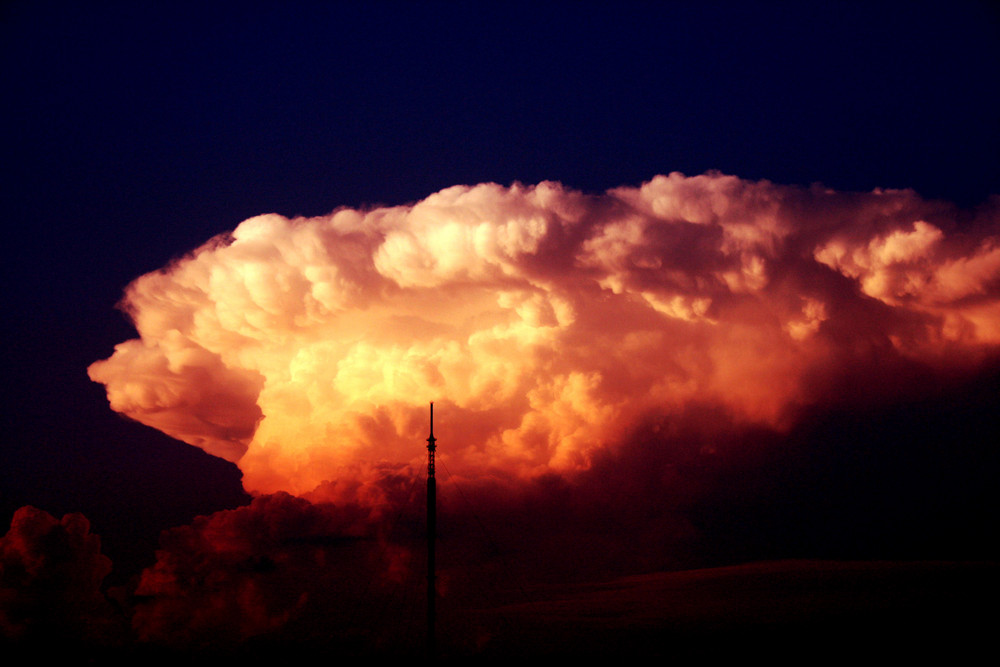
xmin=2 ymin=0 xmax=999 ymax=659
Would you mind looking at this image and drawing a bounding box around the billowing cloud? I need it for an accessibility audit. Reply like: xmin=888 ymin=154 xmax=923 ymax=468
xmin=0 ymin=506 xmax=123 ymax=645
xmin=128 ymin=492 xmax=410 ymax=649
xmin=88 ymin=173 xmax=1000 ymax=498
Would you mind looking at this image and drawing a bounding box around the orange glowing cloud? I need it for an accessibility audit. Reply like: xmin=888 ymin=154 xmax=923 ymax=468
xmin=88 ymin=173 xmax=1000 ymax=498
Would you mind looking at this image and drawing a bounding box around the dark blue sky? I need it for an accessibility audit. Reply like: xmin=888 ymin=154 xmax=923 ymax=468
xmin=2 ymin=0 xmax=999 ymax=577
xmin=5 ymin=2 xmax=997 ymax=278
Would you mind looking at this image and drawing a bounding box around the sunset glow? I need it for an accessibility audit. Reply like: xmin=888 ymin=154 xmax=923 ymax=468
xmin=5 ymin=0 xmax=1000 ymax=655
xmin=88 ymin=173 xmax=1000 ymax=499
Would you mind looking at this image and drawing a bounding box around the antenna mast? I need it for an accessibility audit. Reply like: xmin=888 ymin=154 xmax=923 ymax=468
xmin=426 ymin=402 xmax=437 ymax=658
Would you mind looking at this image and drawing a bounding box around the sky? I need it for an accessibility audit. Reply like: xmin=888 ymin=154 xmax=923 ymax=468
xmin=2 ymin=0 xmax=999 ymax=659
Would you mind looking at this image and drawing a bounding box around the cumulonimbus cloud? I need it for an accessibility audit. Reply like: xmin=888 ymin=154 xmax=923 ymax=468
xmin=88 ymin=172 xmax=1000 ymax=498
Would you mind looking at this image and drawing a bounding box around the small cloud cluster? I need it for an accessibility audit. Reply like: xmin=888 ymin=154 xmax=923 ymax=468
xmin=0 ymin=506 xmax=123 ymax=645
xmin=0 ymin=497 xmax=427 ymax=654
xmin=128 ymin=492 xmax=408 ymax=649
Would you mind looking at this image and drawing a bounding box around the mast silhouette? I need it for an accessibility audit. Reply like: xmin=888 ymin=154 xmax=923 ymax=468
xmin=426 ymin=401 xmax=437 ymax=658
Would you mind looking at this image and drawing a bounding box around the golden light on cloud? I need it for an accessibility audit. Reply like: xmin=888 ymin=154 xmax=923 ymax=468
xmin=88 ymin=173 xmax=1000 ymax=498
